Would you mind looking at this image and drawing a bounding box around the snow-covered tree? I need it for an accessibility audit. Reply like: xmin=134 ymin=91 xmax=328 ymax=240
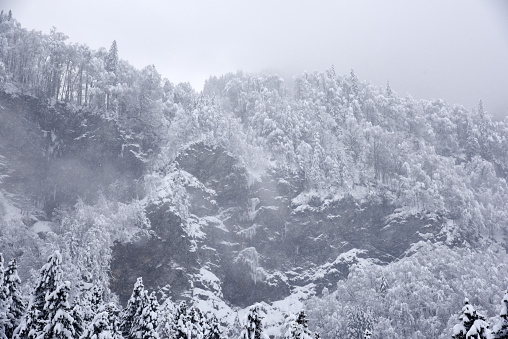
xmin=133 ymin=291 xmax=159 ymax=339
xmin=15 ymin=251 xmax=63 ymax=339
xmin=121 ymin=277 xmax=146 ymax=338
xmin=3 ymin=258 xmax=26 ymax=338
xmin=156 ymin=295 xmax=175 ymax=339
xmin=0 ymin=253 xmax=7 ymax=339
xmin=493 ymin=290 xmax=508 ymax=339
xmin=172 ymin=301 xmax=189 ymax=339
xmin=41 ymin=281 xmax=75 ymax=339
xmin=284 ymin=310 xmax=313 ymax=339
xmin=81 ymin=303 xmax=123 ymax=339
xmin=452 ymin=298 xmax=490 ymax=339
xmin=242 ymin=304 xmax=264 ymax=339
xmin=346 ymin=308 xmax=373 ymax=339
xmin=205 ymin=314 xmax=221 ymax=339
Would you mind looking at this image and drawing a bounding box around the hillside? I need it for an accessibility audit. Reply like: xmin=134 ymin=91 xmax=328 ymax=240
xmin=1 ymin=12 xmax=508 ymax=338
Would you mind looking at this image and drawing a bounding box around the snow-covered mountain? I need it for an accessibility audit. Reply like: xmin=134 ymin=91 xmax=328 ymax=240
xmin=1 ymin=12 xmax=508 ymax=338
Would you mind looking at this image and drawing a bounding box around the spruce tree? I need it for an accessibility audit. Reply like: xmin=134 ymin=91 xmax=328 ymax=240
xmin=134 ymin=291 xmax=159 ymax=339
xmin=81 ymin=303 xmax=123 ymax=339
xmin=121 ymin=277 xmax=146 ymax=339
xmin=3 ymin=258 xmax=26 ymax=338
xmin=41 ymin=281 xmax=75 ymax=339
xmin=493 ymin=290 xmax=508 ymax=339
xmin=172 ymin=301 xmax=189 ymax=339
xmin=285 ymin=310 xmax=313 ymax=339
xmin=15 ymin=251 xmax=63 ymax=339
xmin=188 ymin=306 xmax=205 ymax=339
xmin=452 ymin=298 xmax=490 ymax=339
xmin=0 ymin=253 xmax=7 ymax=339
xmin=205 ymin=314 xmax=221 ymax=339
xmin=242 ymin=304 xmax=263 ymax=339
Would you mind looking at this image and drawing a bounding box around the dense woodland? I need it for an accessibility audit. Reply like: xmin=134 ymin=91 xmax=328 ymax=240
xmin=1 ymin=10 xmax=508 ymax=338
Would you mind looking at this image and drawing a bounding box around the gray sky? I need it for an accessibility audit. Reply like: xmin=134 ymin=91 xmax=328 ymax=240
xmin=2 ymin=0 xmax=508 ymax=118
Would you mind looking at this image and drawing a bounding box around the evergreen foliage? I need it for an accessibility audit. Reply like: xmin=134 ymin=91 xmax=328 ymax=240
xmin=121 ymin=277 xmax=146 ymax=339
xmin=452 ymin=298 xmax=489 ymax=339
xmin=493 ymin=290 xmax=508 ymax=339
xmin=41 ymin=281 xmax=75 ymax=339
xmin=15 ymin=251 xmax=63 ymax=339
xmin=242 ymin=304 xmax=264 ymax=339
xmin=284 ymin=310 xmax=313 ymax=339
xmin=3 ymin=258 xmax=26 ymax=338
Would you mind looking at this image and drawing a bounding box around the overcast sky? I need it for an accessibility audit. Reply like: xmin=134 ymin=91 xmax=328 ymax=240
xmin=2 ymin=0 xmax=508 ymax=118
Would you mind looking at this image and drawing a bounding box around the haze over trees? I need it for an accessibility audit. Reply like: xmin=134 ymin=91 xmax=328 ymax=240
xmin=1 ymin=10 xmax=508 ymax=339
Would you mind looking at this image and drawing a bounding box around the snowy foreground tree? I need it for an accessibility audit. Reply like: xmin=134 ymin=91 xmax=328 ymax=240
xmin=284 ymin=310 xmax=315 ymax=339
xmin=493 ymin=290 xmax=508 ymax=339
xmin=452 ymin=298 xmax=490 ymax=339
xmin=242 ymin=304 xmax=264 ymax=339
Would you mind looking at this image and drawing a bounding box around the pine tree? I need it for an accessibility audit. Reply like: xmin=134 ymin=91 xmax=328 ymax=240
xmin=242 ymin=304 xmax=263 ymax=339
xmin=121 ymin=277 xmax=146 ymax=339
xmin=284 ymin=310 xmax=313 ymax=339
xmin=386 ymin=81 xmax=392 ymax=97
xmin=188 ymin=306 xmax=205 ymax=339
xmin=15 ymin=251 xmax=63 ymax=339
xmin=205 ymin=314 xmax=221 ymax=339
xmin=106 ymin=40 xmax=118 ymax=74
xmin=81 ymin=303 xmax=123 ymax=339
xmin=134 ymin=291 xmax=159 ymax=339
xmin=156 ymin=296 xmax=175 ymax=339
xmin=493 ymin=290 xmax=508 ymax=339
xmin=71 ymin=302 xmax=85 ymax=338
xmin=41 ymin=281 xmax=75 ymax=339
xmin=452 ymin=298 xmax=490 ymax=339
xmin=0 ymin=253 xmax=8 ymax=339
xmin=350 ymin=69 xmax=359 ymax=97
xmin=172 ymin=301 xmax=189 ymax=339
xmin=3 ymin=258 xmax=26 ymax=338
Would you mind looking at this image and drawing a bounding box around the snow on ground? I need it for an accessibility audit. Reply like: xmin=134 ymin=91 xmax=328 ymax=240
xmin=31 ymin=220 xmax=53 ymax=233
xmin=191 ymin=267 xmax=317 ymax=336
xmin=0 ymin=191 xmax=22 ymax=222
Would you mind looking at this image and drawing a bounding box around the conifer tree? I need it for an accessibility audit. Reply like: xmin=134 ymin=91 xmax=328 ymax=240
xmin=15 ymin=251 xmax=63 ymax=339
xmin=3 ymin=258 xmax=26 ymax=338
xmin=242 ymin=304 xmax=263 ymax=339
xmin=205 ymin=314 xmax=221 ymax=339
xmin=71 ymin=302 xmax=85 ymax=338
xmin=493 ymin=290 xmax=508 ymax=339
xmin=106 ymin=40 xmax=118 ymax=74
xmin=121 ymin=277 xmax=146 ymax=339
xmin=81 ymin=303 xmax=123 ymax=339
xmin=134 ymin=291 xmax=159 ymax=339
xmin=284 ymin=310 xmax=313 ymax=339
xmin=172 ymin=301 xmax=189 ymax=339
xmin=41 ymin=281 xmax=75 ymax=339
xmin=0 ymin=253 xmax=7 ymax=339
xmin=452 ymin=298 xmax=490 ymax=339
xmin=188 ymin=306 xmax=205 ymax=339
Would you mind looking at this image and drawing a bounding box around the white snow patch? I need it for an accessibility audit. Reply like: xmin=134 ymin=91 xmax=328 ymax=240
xmin=31 ymin=221 xmax=53 ymax=233
xmin=0 ymin=191 xmax=22 ymax=222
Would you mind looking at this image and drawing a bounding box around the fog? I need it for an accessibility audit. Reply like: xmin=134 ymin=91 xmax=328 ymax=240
xmin=3 ymin=0 xmax=508 ymax=118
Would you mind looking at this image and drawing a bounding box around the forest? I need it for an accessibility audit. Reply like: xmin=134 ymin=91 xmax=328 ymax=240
xmin=1 ymin=9 xmax=508 ymax=339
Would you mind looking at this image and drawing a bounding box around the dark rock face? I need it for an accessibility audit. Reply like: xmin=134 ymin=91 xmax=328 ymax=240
xmin=0 ymin=90 xmax=145 ymax=216
xmin=110 ymin=202 xmax=198 ymax=305
xmin=110 ymin=142 xmax=445 ymax=306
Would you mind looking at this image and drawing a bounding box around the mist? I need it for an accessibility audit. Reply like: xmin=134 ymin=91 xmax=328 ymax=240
xmin=3 ymin=0 xmax=508 ymax=118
